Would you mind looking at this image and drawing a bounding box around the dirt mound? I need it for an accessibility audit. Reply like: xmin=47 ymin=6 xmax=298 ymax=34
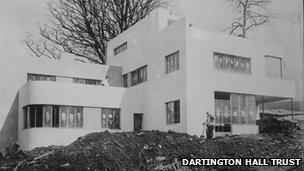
xmin=1 ymin=130 xmax=303 ymax=170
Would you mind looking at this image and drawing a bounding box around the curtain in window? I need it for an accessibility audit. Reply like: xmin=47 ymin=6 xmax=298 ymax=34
xmin=43 ymin=106 xmax=52 ymax=127
xmin=114 ymin=109 xmax=120 ymax=129
xmin=101 ymin=109 xmax=108 ymax=128
xmin=229 ymin=93 xmax=256 ymax=124
xmin=230 ymin=94 xmax=243 ymax=124
xmin=244 ymin=95 xmax=256 ymax=124
xmin=59 ymin=107 xmax=67 ymax=127
xmin=108 ymin=110 xmax=114 ymax=129
xmin=214 ymin=100 xmax=230 ymax=124
xmin=76 ymin=107 xmax=83 ymax=127
xmin=166 ymin=102 xmax=174 ymax=124
xmin=68 ymin=107 xmax=76 ymax=127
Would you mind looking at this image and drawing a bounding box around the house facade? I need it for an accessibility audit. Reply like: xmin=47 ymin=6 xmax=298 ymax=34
xmin=15 ymin=9 xmax=295 ymax=150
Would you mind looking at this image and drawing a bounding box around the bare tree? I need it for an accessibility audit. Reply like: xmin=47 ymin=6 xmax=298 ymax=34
xmin=225 ymin=0 xmax=272 ymax=38
xmin=26 ymin=0 xmax=167 ymax=64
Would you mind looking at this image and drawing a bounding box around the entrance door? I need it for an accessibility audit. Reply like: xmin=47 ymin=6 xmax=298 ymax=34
xmin=134 ymin=113 xmax=143 ymax=131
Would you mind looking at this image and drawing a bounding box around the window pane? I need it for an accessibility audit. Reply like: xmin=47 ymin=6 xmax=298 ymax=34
xmin=123 ymin=74 xmax=128 ymax=87
xmin=43 ymin=106 xmax=52 ymax=127
xmin=29 ymin=106 xmax=36 ymax=128
xmin=265 ymin=56 xmax=282 ymax=79
xmin=214 ymin=53 xmax=250 ymax=75
xmin=59 ymin=106 xmax=68 ymax=127
xmin=27 ymin=74 xmax=35 ymax=82
xmin=68 ymin=107 xmax=76 ymax=128
xmin=108 ymin=109 xmax=114 ymax=129
xmin=114 ymin=109 xmax=120 ymax=129
xmin=76 ymin=107 xmax=83 ymax=128
xmin=166 ymin=101 xmax=180 ymax=124
xmin=174 ymin=101 xmax=180 ymax=123
xmin=36 ymin=106 xmax=43 ymax=127
xmin=138 ymin=68 xmax=143 ymax=83
xmin=52 ymin=106 xmax=59 ymax=127
xmin=23 ymin=107 xmax=28 ymax=129
xmin=101 ymin=109 xmax=108 ymax=128
xmin=143 ymin=66 xmax=147 ymax=81
xmin=114 ymin=42 xmax=127 ymax=56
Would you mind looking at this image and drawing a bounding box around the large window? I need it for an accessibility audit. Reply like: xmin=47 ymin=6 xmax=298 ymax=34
xmin=214 ymin=92 xmax=256 ymax=125
xmin=131 ymin=66 xmax=147 ymax=86
xmin=265 ymin=55 xmax=283 ymax=79
xmin=166 ymin=100 xmax=180 ymax=124
xmin=214 ymin=52 xmax=251 ymax=75
xmin=101 ymin=108 xmax=120 ymax=129
xmin=27 ymin=73 xmax=56 ymax=82
xmin=122 ymin=65 xmax=147 ymax=87
xmin=73 ymin=78 xmax=102 ymax=85
xmin=165 ymin=51 xmax=179 ymax=74
xmin=114 ymin=42 xmax=127 ymax=56
xmin=23 ymin=105 xmax=83 ymax=129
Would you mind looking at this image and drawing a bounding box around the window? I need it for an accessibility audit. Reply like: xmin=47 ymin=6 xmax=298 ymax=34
xmin=73 ymin=78 xmax=102 ymax=85
xmin=23 ymin=105 xmax=83 ymax=129
xmin=166 ymin=100 xmax=180 ymax=124
xmin=101 ymin=108 xmax=120 ymax=129
xmin=214 ymin=92 xmax=256 ymax=125
xmin=52 ymin=106 xmax=59 ymax=127
xmin=265 ymin=55 xmax=283 ymax=79
xmin=114 ymin=42 xmax=127 ymax=56
xmin=23 ymin=107 xmax=28 ymax=129
xmin=123 ymin=74 xmax=128 ymax=88
xmin=43 ymin=106 xmax=52 ymax=127
xmin=165 ymin=51 xmax=179 ymax=74
xmin=27 ymin=73 xmax=56 ymax=82
xmin=214 ymin=52 xmax=251 ymax=75
xmin=130 ymin=65 xmax=147 ymax=86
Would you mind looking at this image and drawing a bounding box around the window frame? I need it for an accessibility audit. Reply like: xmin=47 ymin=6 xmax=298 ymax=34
xmin=165 ymin=51 xmax=179 ymax=74
xmin=23 ymin=105 xmax=83 ymax=129
xmin=123 ymin=74 xmax=128 ymax=88
xmin=213 ymin=52 xmax=251 ymax=75
xmin=265 ymin=55 xmax=283 ymax=79
xmin=165 ymin=100 xmax=180 ymax=125
xmin=27 ymin=73 xmax=56 ymax=82
xmin=101 ymin=108 xmax=121 ymax=129
xmin=130 ymin=65 xmax=147 ymax=86
xmin=114 ymin=42 xmax=127 ymax=56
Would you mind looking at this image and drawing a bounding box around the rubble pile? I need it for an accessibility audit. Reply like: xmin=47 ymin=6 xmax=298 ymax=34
xmin=0 ymin=130 xmax=303 ymax=170
xmin=259 ymin=118 xmax=299 ymax=133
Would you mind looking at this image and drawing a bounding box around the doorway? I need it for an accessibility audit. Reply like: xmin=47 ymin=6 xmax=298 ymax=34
xmin=134 ymin=113 xmax=143 ymax=131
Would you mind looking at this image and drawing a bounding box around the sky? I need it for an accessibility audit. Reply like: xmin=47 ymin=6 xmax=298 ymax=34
xmin=0 ymin=0 xmax=303 ymax=122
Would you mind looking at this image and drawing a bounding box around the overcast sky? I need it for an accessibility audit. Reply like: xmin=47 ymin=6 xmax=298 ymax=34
xmin=0 ymin=0 xmax=303 ymax=94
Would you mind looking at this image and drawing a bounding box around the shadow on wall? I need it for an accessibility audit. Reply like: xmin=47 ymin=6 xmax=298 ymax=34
xmin=0 ymin=93 xmax=18 ymax=149
xmin=106 ymin=66 xmax=123 ymax=87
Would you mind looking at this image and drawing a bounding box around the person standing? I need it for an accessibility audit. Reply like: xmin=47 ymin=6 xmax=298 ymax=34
xmin=205 ymin=111 xmax=215 ymax=139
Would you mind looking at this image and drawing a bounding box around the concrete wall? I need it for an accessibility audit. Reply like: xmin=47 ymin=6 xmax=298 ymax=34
xmin=186 ymin=26 xmax=295 ymax=136
xmin=17 ymin=80 xmax=145 ymax=150
xmin=107 ymin=9 xmax=188 ymax=133
xmin=0 ymin=58 xmax=121 ymax=148
xmin=106 ymin=9 xmax=296 ymax=137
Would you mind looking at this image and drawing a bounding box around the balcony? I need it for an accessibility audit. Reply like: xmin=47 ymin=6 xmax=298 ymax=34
xmin=19 ymin=81 xmax=126 ymax=108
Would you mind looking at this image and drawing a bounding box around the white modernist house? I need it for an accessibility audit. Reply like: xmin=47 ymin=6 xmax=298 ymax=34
xmin=15 ymin=9 xmax=295 ymax=150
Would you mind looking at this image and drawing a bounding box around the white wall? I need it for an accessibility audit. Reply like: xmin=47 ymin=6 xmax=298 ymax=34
xmin=18 ymin=80 xmax=148 ymax=150
xmin=107 ymin=9 xmax=188 ymax=133
xmin=186 ymin=23 xmax=295 ymax=136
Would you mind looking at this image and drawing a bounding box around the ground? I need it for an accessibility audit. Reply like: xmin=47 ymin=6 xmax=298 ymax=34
xmin=0 ymin=128 xmax=303 ymax=170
